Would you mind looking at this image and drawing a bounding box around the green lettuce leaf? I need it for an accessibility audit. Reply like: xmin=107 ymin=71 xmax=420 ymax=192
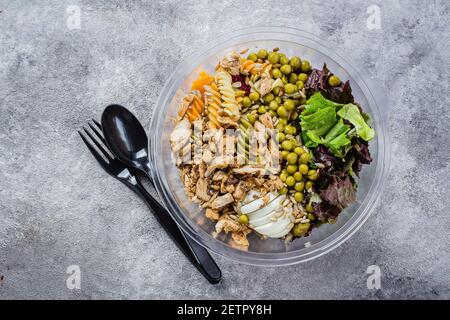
xmin=337 ymin=104 xmax=375 ymax=141
xmin=300 ymin=107 xmax=337 ymax=136
xmin=327 ymin=132 xmax=351 ymax=157
xmin=303 ymin=92 xmax=343 ymax=115
xmin=324 ymin=118 xmax=350 ymax=143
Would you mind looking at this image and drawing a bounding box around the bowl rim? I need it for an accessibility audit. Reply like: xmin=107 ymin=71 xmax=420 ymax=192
xmin=149 ymin=26 xmax=390 ymax=266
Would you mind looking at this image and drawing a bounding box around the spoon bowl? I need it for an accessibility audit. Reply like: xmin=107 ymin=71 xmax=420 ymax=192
xmin=101 ymin=104 xmax=151 ymax=175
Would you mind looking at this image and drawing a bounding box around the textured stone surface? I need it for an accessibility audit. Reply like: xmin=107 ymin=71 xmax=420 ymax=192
xmin=0 ymin=0 xmax=449 ymax=299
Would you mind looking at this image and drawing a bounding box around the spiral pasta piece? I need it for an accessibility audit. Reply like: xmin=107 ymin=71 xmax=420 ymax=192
xmin=215 ymin=71 xmax=240 ymax=121
xmin=204 ymin=82 xmax=221 ymax=129
xmin=237 ymin=115 xmax=253 ymax=158
xmin=186 ymin=94 xmax=204 ymax=123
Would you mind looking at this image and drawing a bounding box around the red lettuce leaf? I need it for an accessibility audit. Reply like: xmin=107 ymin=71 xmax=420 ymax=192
xmin=305 ymin=64 xmax=354 ymax=104
xmin=320 ymin=175 xmax=356 ymax=209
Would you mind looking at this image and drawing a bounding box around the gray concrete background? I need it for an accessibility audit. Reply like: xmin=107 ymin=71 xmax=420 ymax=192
xmin=0 ymin=0 xmax=449 ymax=299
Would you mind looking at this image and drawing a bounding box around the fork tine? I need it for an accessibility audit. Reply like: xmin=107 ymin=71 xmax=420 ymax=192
xmin=78 ymin=131 xmax=109 ymax=167
xmin=88 ymin=122 xmax=106 ymax=145
xmin=92 ymin=119 xmax=102 ymax=130
xmin=82 ymin=126 xmax=112 ymax=161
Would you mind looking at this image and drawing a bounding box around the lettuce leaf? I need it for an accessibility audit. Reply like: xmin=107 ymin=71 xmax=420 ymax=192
xmin=303 ymin=92 xmax=343 ymax=115
xmin=300 ymin=106 xmax=337 ymax=136
xmin=337 ymin=104 xmax=375 ymax=141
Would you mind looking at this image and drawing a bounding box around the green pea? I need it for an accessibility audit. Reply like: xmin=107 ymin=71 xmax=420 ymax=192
xmin=307 ymin=213 xmax=316 ymax=221
xmin=284 ymin=83 xmax=297 ymax=94
xmin=249 ymin=91 xmax=260 ymax=101
xmin=305 ymin=181 xmax=313 ymax=190
xmin=280 ymin=56 xmax=289 ymax=65
xmin=279 ymin=187 xmax=288 ymax=195
xmin=267 ymin=52 xmax=280 ymax=64
xmin=281 ymin=140 xmax=293 ymax=151
xmin=308 ymin=169 xmax=317 ymax=176
xmin=247 ymin=113 xmax=256 ymax=124
xmin=328 ymin=75 xmax=341 ymax=87
xmin=285 ymin=176 xmax=295 ymax=187
xmin=292 ymin=222 xmax=310 ymax=236
xmin=305 ymin=203 xmax=314 ymax=213
xmin=279 ymin=172 xmax=287 ymax=182
xmin=294 ymin=192 xmax=304 ymax=203
xmin=277 ymin=106 xmax=288 ymax=118
xmin=309 ymin=172 xmax=318 ymax=181
xmin=242 ymin=96 xmax=252 ymax=108
xmin=276 ymin=123 xmax=284 ymax=131
xmin=298 ymin=73 xmax=308 ymax=82
xmin=284 ymin=99 xmax=295 ymax=111
xmin=286 ymin=152 xmax=298 ymax=165
xmin=295 ymin=80 xmax=304 ymax=90
xmin=247 ymin=53 xmax=258 ymax=62
xmin=280 ymin=64 xmax=292 ymax=75
xmin=269 ymin=110 xmax=277 ymax=117
xmin=264 ymin=93 xmax=275 ymax=103
xmin=278 ymin=118 xmax=287 ymax=126
xmin=299 ymin=152 xmax=311 ymax=164
xmin=275 ymin=96 xmax=282 ymax=103
xmin=258 ymin=106 xmax=267 ymax=114
xmin=288 ymin=73 xmax=298 ymax=84
xmin=272 ymin=68 xmax=282 ymax=79
xmin=299 ymin=164 xmax=309 ymax=174
xmin=269 ymin=100 xmax=279 ymax=111
xmin=281 ymin=150 xmax=289 ymax=160
xmin=293 ymin=172 xmax=303 ymax=182
xmin=301 ymin=60 xmax=311 ymax=72
xmin=286 ymin=164 xmax=298 ymax=174
xmin=294 ymin=147 xmax=305 ymax=155
xmin=257 ymin=49 xmax=268 ymax=59
xmin=281 ymin=168 xmax=288 ymax=175
xmin=281 ymin=75 xmax=288 ymax=85
xmin=276 ymin=132 xmax=286 ymax=142
xmin=284 ymin=125 xmax=296 ymax=135
xmin=239 ymin=214 xmax=249 ymax=225
xmin=289 ymin=56 xmax=302 ymax=69
xmin=294 ymin=181 xmax=305 ymax=191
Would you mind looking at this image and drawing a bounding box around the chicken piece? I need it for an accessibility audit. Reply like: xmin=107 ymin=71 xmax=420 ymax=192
xmin=195 ymin=178 xmax=211 ymax=201
xmin=259 ymin=77 xmax=273 ymax=96
xmin=232 ymin=181 xmax=247 ymax=202
xmin=177 ymin=94 xmax=195 ymax=119
xmin=212 ymin=171 xmax=226 ymax=182
xmin=205 ymin=156 xmax=234 ymax=177
xmin=258 ymin=112 xmax=274 ymax=129
xmin=219 ymin=52 xmax=241 ymax=76
xmin=232 ymin=166 xmax=262 ymax=175
xmin=215 ymin=214 xmax=242 ymax=233
xmin=205 ymin=208 xmax=219 ymax=221
xmin=231 ymin=231 xmax=249 ymax=248
xmin=170 ymin=118 xmax=191 ymax=153
xmin=211 ymin=193 xmax=234 ymax=209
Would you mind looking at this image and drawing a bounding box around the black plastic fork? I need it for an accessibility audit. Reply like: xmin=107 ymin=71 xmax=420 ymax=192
xmin=79 ymin=120 xmax=221 ymax=284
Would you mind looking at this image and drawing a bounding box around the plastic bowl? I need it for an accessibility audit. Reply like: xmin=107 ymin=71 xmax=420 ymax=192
xmin=149 ymin=27 xmax=390 ymax=266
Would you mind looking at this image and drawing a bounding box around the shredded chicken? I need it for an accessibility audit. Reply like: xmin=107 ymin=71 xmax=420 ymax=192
xmin=259 ymin=112 xmax=274 ymax=129
xmin=195 ymin=178 xmax=211 ymax=201
xmin=170 ymin=118 xmax=191 ymax=153
xmin=259 ymin=77 xmax=273 ymax=96
xmin=211 ymin=193 xmax=234 ymax=209
xmin=215 ymin=214 xmax=244 ymax=234
xmin=205 ymin=208 xmax=219 ymax=221
xmin=219 ymin=52 xmax=241 ymax=76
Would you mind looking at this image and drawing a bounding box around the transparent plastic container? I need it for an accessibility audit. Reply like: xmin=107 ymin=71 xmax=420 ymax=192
xmin=149 ymin=27 xmax=390 ymax=266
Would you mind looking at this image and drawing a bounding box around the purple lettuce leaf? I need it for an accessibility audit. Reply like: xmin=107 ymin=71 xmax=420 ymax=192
xmin=319 ymin=175 xmax=356 ymax=209
xmin=305 ymin=64 xmax=354 ymax=104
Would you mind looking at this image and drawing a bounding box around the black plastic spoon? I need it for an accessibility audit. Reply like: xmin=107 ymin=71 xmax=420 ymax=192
xmin=101 ymin=104 xmax=221 ymax=284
